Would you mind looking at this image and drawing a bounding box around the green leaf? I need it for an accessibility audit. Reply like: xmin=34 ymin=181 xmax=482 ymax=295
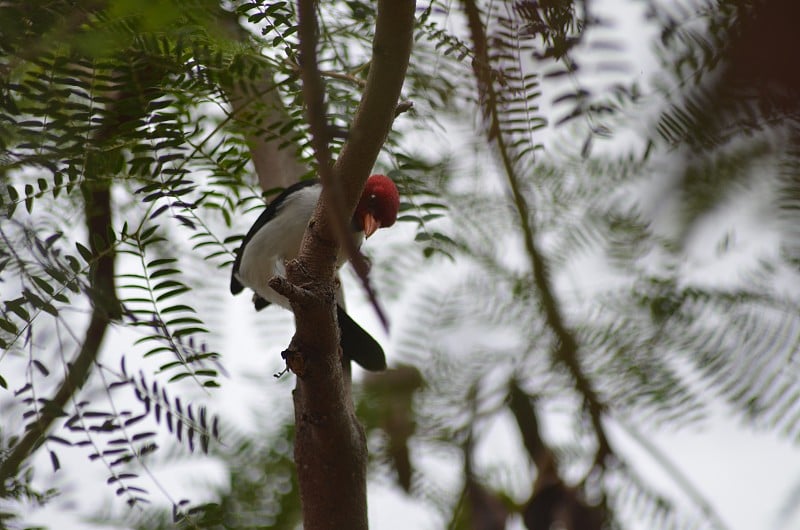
xmin=23 ymin=290 xmax=58 ymax=316
xmin=6 ymin=299 xmax=30 ymax=320
xmin=32 ymin=276 xmax=55 ymax=295
xmin=172 ymin=327 xmax=208 ymax=338
xmin=140 ymin=225 xmax=159 ymax=240
xmin=165 ymin=317 xmax=204 ymax=326
xmin=156 ymin=287 xmax=191 ymax=302
xmin=158 ymin=360 xmax=185 ymax=372
xmin=147 ymin=258 xmax=178 ymax=268
xmin=50 ymin=450 xmax=60 ymax=472
xmin=150 ymin=268 xmax=181 ymax=279
xmin=168 ymin=372 xmax=194 ymax=383
xmin=24 ymin=184 xmax=35 ymax=214
xmin=0 ymin=318 xmax=19 ymax=334
xmin=153 ymin=280 xmax=184 ymax=291
xmin=161 ymin=304 xmax=196 ymax=314
xmin=76 ymin=243 xmax=93 ymax=263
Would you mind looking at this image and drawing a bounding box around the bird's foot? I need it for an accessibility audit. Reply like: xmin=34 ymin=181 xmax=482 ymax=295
xmin=281 ymin=347 xmax=306 ymax=377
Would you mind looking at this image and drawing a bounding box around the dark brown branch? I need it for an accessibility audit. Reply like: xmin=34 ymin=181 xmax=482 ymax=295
xmin=461 ymin=0 xmax=612 ymax=470
xmin=296 ymin=0 xmax=390 ymax=330
xmin=507 ymin=380 xmax=555 ymax=473
xmin=0 ymin=181 xmax=118 ymax=488
xmin=508 ymin=382 xmax=611 ymax=530
xmin=287 ymin=0 xmax=415 ymax=528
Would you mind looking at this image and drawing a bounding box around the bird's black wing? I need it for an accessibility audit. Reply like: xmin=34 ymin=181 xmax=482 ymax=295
xmin=254 ymin=296 xmax=270 ymax=311
xmin=230 ymin=179 xmax=320 ymax=296
xmin=337 ymin=305 xmax=387 ymax=371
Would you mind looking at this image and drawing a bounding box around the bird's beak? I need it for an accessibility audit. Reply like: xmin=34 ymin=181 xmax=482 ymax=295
xmin=362 ymin=213 xmax=381 ymax=239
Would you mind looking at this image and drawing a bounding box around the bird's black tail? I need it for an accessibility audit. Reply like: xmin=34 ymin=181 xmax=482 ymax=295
xmin=337 ymin=306 xmax=387 ymax=371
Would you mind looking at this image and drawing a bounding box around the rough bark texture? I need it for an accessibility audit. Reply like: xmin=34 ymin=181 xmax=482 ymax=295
xmin=274 ymin=0 xmax=416 ymax=528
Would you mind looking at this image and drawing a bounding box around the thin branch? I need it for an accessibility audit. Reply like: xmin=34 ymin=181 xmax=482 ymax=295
xmin=615 ymin=418 xmax=732 ymax=530
xmin=0 ymin=182 xmax=118 ymax=488
xmin=296 ymin=0 xmax=390 ymax=330
xmin=329 ymin=0 xmax=417 ymax=329
xmin=461 ymin=0 xmax=612 ymax=468
xmin=288 ymin=59 xmax=368 ymax=88
xmin=269 ymin=275 xmax=317 ymax=305
xmin=507 ymin=379 xmax=556 ymax=472
xmin=296 ymin=0 xmax=336 ymax=206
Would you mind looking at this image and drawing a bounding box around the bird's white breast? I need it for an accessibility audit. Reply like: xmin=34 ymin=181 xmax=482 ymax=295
xmin=236 ymin=184 xmax=364 ymax=310
xmin=237 ymin=185 xmax=320 ymax=308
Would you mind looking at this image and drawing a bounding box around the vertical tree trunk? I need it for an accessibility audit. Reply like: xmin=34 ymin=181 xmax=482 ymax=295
xmin=270 ymin=0 xmax=416 ymax=527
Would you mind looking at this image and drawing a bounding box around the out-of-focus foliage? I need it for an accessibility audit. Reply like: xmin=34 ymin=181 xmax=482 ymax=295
xmin=370 ymin=0 xmax=800 ymax=529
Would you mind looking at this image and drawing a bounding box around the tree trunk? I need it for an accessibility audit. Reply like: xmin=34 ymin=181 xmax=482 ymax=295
xmin=270 ymin=0 xmax=416 ymax=527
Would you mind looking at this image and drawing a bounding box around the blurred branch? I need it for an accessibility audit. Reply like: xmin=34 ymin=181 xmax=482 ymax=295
xmin=215 ymin=9 xmax=308 ymax=191
xmin=461 ymin=0 xmax=612 ymax=470
xmin=0 ymin=180 xmax=119 ymax=489
xmin=362 ymin=365 xmax=423 ymax=492
xmin=230 ymin=81 xmax=309 ymax=191
xmin=508 ymin=380 xmax=609 ymax=530
xmin=462 ymin=386 xmax=509 ymax=530
xmin=507 ymin=380 xmax=556 ymax=473
xmin=615 ymin=418 xmax=731 ymax=530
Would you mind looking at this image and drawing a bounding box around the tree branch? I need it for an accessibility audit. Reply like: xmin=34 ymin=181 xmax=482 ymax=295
xmin=461 ymin=0 xmax=613 ymax=470
xmin=230 ymin=81 xmax=309 ymax=191
xmin=287 ymin=0 xmax=415 ymax=528
xmin=215 ymin=8 xmax=308 ymax=192
xmin=0 ymin=181 xmax=119 ymax=488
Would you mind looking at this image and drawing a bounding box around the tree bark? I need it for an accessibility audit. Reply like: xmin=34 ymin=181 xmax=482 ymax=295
xmin=271 ymin=0 xmax=416 ymax=528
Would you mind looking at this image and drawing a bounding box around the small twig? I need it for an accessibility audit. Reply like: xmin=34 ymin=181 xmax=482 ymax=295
xmin=616 ymin=417 xmax=732 ymax=530
xmin=296 ymin=0 xmax=366 ymax=300
xmin=268 ymin=275 xmax=317 ymax=306
xmin=395 ymin=100 xmax=414 ymax=117
xmin=287 ymin=59 xmax=368 ymax=88
xmin=281 ymin=346 xmax=307 ymax=377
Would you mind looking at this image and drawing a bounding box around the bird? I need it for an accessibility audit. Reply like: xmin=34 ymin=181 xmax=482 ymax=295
xmin=230 ymin=174 xmax=400 ymax=371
